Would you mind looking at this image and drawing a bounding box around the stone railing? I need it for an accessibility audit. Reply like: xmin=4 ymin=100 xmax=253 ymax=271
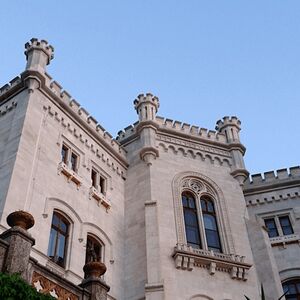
xmin=270 ymin=234 xmax=300 ymax=246
xmin=172 ymin=244 xmax=251 ymax=281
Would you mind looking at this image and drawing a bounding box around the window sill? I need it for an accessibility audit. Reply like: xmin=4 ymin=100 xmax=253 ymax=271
xmin=270 ymin=234 xmax=300 ymax=247
xmin=89 ymin=187 xmax=111 ymax=211
xmin=172 ymin=244 xmax=251 ymax=281
xmin=58 ymin=162 xmax=82 ymax=188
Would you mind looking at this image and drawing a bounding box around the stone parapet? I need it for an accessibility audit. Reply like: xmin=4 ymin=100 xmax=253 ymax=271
xmin=244 ymin=166 xmax=300 ymax=191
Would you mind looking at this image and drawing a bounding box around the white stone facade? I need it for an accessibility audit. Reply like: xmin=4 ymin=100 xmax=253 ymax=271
xmin=0 ymin=38 xmax=299 ymax=300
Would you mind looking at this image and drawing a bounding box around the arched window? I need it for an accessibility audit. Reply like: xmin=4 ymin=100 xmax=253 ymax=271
xmin=85 ymin=235 xmax=103 ymax=263
xmin=182 ymin=192 xmax=201 ymax=249
xmin=283 ymin=279 xmax=300 ymax=299
xmin=47 ymin=212 xmax=69 ymax=267
xmin=201 ymin=196 xmax=222 ymax=253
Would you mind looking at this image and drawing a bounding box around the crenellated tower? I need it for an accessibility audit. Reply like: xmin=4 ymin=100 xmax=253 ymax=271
xmin=134 ymin=93 xmax=160 ymax=122
xmin=216 ymin=116 xmax=249 ymax=185
xmin=133 ymin=93 xmax=160 ymax=165
xmin=25 ymin=38 xmax=54 ymax=73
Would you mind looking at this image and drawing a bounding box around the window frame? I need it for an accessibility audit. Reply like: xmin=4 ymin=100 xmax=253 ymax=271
xmin=61 ymin=143 xmax=79 ymax=173
xmin=47 ymin=211 xmax=70 ymax=268
xmin=90 ymin=167 xmax=107 ymax=196
xmin=181 ymin=189 xmax=223 ymax=253
xmin=282 ymin=278 xmax=300 ymax=300
xmin=263 ymin=214 xmax=294 ymax=238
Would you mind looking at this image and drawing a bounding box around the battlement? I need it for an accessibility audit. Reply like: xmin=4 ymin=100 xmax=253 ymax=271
xmin=215 ymin=116 xmax=241 ymax=131
xmin=0 ymin=76 xmax=22 ymax=98
xmin=25 ymin=38 xmax=54 ymax=65
xmin=42 ymin=73 xmax=127 ymax=160
xmin=155 ymin=116 xmax=227 ymax=143
xmin=134 ymin=93 xmax=159 ymax=111
xmin=244 ymin=166 xmax=300 ymax=187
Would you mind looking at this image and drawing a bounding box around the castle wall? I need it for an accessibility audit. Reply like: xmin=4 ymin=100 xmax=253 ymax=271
xmin=244 ymin=168 xmax=300 ymax=290
xmin=0 ymin=83 xmax=127 ymax=300
xmin=0 ymin=88 xmax=29 ymax=219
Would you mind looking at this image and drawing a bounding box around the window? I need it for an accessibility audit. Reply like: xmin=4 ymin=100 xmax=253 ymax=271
xmin=47 ymin=212 xmax=69 ymax=268
xmin=61 ymin=143 xmax=79 ymax=172
xmin=201 ymin=196 xmax=222 ymax=252
xmin=182 ymin=192 xmax=201 ymax=248
xmin=264 ymin=215 xmax=294 ymax=238
xmin=279 ymin=216 xmax=294 ymax=235
xmin=283 ymin=279 xmax=300 ymax=300
xmin=182 ymin=192 xmax=222 ymax=252
xmin=264 ymin=218 xmax=279 ymax=238
xmin=85 ymin=235 xmax=102 ymax=264
xmin=91 ymin=168 xmax=107 ymax=195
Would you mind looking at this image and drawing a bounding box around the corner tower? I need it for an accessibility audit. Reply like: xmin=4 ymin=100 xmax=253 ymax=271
xmin=216 ymin=116 xmax=249 ymax=185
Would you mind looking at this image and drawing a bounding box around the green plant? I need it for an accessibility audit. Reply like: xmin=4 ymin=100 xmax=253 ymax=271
xmin=0 ymin=273 xmax=55 ymax=300
xmin=244 ymin=284 xmax=287 ymax=300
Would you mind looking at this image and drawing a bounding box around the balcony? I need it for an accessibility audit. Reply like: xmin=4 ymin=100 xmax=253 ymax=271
xmin=172 ymin=244 xmax=251 ymax=280
xmin=57 ymin=162 xmax=82 ymax=188
xmin=89 ymin=186 xmax=111 ymax=211
xmin=270 ymin=234 xmax=300 ymax=247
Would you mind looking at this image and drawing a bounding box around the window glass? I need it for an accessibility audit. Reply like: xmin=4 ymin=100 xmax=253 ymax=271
xmin=71 ymin=152 xmax=77 ymax=171
xmin=47 ymin=212 xmax=69 ymax=268
xmin=91 ymin=169 xmax=97 ymax=188
xmin=279 ymin=216 xmax=294 ymax=235
xmin=61 ymin=145 xmax=68 ymax=164
xmin=264 ymin=218 xmax=279 ymax=238
xmin=282 ymin=279 xmax=300 ymax=300
xmin=182 ymin=193 xmax=201 ymax=248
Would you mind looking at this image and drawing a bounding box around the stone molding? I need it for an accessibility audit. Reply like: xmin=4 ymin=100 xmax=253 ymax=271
xmin=270 ymin=234 xmax=300 ymax=247
xmin=0 ymin=100 xmax=17 ymax=117
xmin=172 ymin=171 xmax=235 ymax=254
xmin=245 ymin=190 xmax=299 ymax=207
xmin=172 ymin=244 xmax=251 ymax=281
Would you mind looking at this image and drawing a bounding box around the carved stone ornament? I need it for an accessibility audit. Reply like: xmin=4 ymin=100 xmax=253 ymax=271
xmin=32 ymin=271 xmax=78 ymax=300
xmin=83 ymin=261 xmax=107 ymax=278
xmin=7 ymin=210 xmax=35 ymax=230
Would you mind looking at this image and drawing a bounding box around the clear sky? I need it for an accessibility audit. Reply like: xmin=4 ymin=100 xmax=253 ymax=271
xmin=0 ymin=1 xmax=299 ymax=175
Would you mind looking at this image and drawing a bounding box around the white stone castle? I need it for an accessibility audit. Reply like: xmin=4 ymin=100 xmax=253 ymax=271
xmin=0 ymin=38 xmax=299 ymax=300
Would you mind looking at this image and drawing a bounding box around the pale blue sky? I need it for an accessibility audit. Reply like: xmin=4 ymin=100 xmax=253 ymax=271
xmin=0 ymin=1 xmax=299 ymax=174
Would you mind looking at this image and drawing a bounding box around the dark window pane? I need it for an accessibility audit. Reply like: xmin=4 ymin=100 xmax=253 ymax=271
xmin=200 ymin=199 xmax=206 ymax=211
xmin=207 ymin=201 xmax=214 ymax=213
xmin=188 ymin=197 xmax=196 ymax=209
xmin=186 ymin=227 xmax=201 ymax=245
xmin=206 ymin=229 xmax=221 ymax=249
xmin=279 ymin=216 xmax=294 ymax=236
xmin=71 ymin=152 xmax=77 ymax=171
xmin=91 ymin=169 xmax=97 ymax=188
xmin=182 ymin=196 xmax=188 ymax=207
xmin=99 ymin=176 xmax=106 ymax=194
xmin=203 ymin=214 xmax=217 ymax=230
xmin=85 ymin=236 xmax=102 ymax=263
xmin=48 ymin=213 xmax=69 ymax=268
xmin=184 ymin=210 xmax=198 ymax=227
xmin=47 ymin=228 xmax=57 ymax=257
xmin=264 ymin=218 xmax=279 ymax=238
xmin=61 ymin=145 xmax=68 ymax=163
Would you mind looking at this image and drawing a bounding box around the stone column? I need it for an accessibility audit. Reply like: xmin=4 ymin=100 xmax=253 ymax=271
xmin=0 ymin=211 xmax=35 ymax=280
xmin=79 ymin=261 xmax=110 ymax=300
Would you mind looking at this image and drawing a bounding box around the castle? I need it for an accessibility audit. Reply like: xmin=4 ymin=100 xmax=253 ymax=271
xmin=0 ymin=38 xmax=299 ymax=300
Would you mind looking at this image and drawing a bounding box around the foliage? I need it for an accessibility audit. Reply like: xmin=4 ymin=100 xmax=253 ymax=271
xmin=244 ymin=284 xmax=287 ymax=300
xmin=0 ymin=273 xmax=54 ymax=300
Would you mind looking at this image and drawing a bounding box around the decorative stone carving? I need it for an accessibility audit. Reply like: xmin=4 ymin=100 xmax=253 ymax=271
xmin=173 ymin=244 xmax=251 ymax=280
xmin=32 ymin=272 xmax=78 ymax=300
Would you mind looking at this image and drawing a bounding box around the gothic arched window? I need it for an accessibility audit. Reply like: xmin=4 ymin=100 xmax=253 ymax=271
xmin=47 ymin=212 xmax=70 ymax=267
xmin=201 ymin=196 xmax=222 ymax=253
xmin=283 ymin=279 xmax=300 ymax=299
xmin=182 ymin=192 xmax=202 ymax=249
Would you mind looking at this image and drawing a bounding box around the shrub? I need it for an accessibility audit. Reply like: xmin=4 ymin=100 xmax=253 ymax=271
xmin=0 ymin=273 xmax=54 ymax=300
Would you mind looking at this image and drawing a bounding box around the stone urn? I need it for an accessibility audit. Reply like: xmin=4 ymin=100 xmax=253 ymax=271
xmin=6 ymin=211 xmax=35 ymax=230
xmin=83 ymin=261 xmax=107 ymax=278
